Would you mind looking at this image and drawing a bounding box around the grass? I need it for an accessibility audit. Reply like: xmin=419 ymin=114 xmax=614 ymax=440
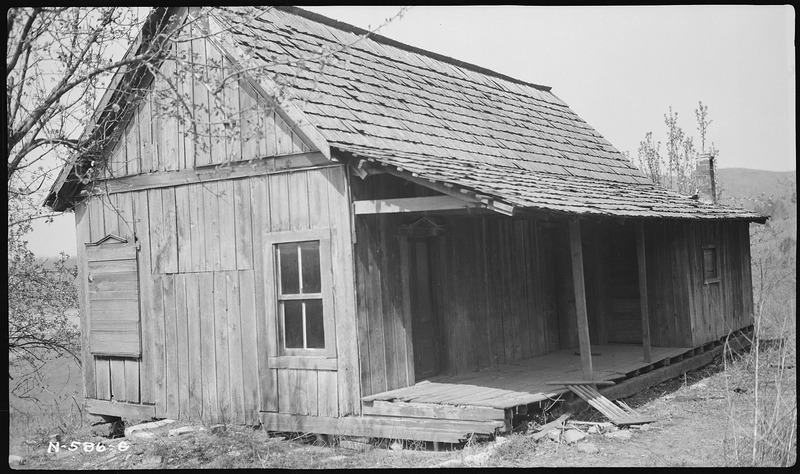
xmin=722 ymin=302 xmax=797 ymax=467
xmin=727 ymin=214 xmax=798 ymax=467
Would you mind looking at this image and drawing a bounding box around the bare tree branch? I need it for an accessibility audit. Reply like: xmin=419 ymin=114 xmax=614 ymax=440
xmin=6 ymin=7 xmax=40 ymax=76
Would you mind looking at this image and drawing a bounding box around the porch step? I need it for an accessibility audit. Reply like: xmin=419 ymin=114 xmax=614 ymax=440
xmin=359 ymin=414 xmax=505 ymax=442
xmin=259 ymin=412 xmax=501 ymax=443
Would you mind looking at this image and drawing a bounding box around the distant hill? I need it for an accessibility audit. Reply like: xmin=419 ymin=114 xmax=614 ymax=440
xmin=716 ymin=168 xmax=795 ymax=200
xmin=34 ymin=255 xmax=78 ymax=270
xmin=716 ymin=168 xmax=796 ymax=219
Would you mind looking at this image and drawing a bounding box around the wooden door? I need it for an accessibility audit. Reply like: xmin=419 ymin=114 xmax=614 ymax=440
xmin=408 ymin=238 xmax=441 ymax=381
xmin=608 ymin=225 xmax=642 ymax=343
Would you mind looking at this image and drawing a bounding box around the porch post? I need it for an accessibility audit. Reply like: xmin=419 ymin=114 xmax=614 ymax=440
xmin=636 ymin=221 xmax=653 ymax=363
xmin=568 ymin=219 xmax=593 ymax=380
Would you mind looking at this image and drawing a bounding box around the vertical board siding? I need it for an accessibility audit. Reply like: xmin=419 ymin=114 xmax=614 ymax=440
xmin=162 ymin=273 xmax=179 ymax=417
xmin=206 ymin=42 xmax=226 ymax=165
xmin=355 ymin=218 xmax=374 ymax=398
xmin=132 ymin=191 xmax=155 ymax=404
xmin=106 ymin=167 xmax=352 ymax=421
xmin=354 ymin=214 xmax=566 ymax=389
xmin=222 ymin=55 xmax=242 ymax=163
xmin=198 ymin=271 xmax=217 ymax=421
xmin=176 ymin=30 xmax=194 ymax=171
xmin=188 ymin=184 xmax=206 ymax=272
xmin=250 ymin=175 xmax=278 ymax=412
xmin=184 ymin=273 xmax=203 ymax=420
xmin=202 ymin=181 xmax=221 ymax=271
xmin=150 ymin=275 xmax=167 ymax=414
xmin=138 ymin=93 xmax=153 ymax=174
xmin=124 ymin=117 xmax=140 ymax=176
xmin=100 ymin=28 xmax=317 ymax=180
xmin=175 ymin=186 xmax=192 ymax=273
xmin=352 ymin=214 xmax=759 ymax=391
xmin=226 ymin=270 xmax=246 ymax=425
xmin=217 ymin=181 xmax=237 ymax=269
xmin=190 ymin=22 xmax=211 ymax=167
xmin=75 ymin=204 xmax=96 ymax=398
xmin=233 ymin=179 xmax=254 ymax=270
xmin=175 ymin=273 xmax=190 ymax=419
xmin=213 ymin=271 xmax=231 ymax=421
xmin=238 ymin=270 xmax=260 ymax=424
xmin=114 ymin=193 xmax=141 ymax=403
xmin=646 ymin=220 xmax=753 ymax=348
xmin=378 ymin=215 xmax=400 ymax=390
xmin=322 ymin=168 xmax=359 ymax=415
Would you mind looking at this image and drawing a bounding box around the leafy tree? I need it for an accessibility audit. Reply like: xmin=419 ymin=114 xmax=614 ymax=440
xmin=634 ymin=101 xmax=718 ymax=198
xmin=8 ymin=191 xmax=80 ymax=390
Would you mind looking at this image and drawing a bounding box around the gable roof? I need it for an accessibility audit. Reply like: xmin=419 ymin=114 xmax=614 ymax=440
xmin=215 ymin=6 xmax=764 ymax=222
xmin=46 ymin=6 xmax=766 ymax=223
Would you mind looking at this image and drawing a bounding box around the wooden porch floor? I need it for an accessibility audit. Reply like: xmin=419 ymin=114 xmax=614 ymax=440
xmin=362 ymin=344 xmax=693 ymax=410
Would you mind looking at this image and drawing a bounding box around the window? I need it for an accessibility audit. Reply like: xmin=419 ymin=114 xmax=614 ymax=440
xmin=277 ymin=241 xmax=325 ymax=351
xmin=265 ymin=229 xmax=336 ymax=370
xmin=702 ymin=245 xmax=719 ymax=283
xmin=85 ymin=236 xmax=141 ymax=357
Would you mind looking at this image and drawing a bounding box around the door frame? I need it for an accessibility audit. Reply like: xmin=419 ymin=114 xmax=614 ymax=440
xmin=398 ymin=219 xmax=445 ymax=383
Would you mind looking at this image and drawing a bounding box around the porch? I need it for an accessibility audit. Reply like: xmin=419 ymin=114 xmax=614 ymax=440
xmin=351 ymin=326 xmax=752 ymax=444
xmin=362 ymin=344 xmax=690 ymax=414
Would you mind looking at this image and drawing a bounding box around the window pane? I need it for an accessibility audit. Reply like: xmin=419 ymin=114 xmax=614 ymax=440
xmin=305 ymin=299 xmax=325 ymax=349
xmin=278 ymin=244 xmax=299 ymax=294
xmin=703 ymin=248 xmax=717 ymax=279
xmin=300 ymin=241 xmax=321 ymax=294
xmin=283 ymin=301 xmax=304 ymax=348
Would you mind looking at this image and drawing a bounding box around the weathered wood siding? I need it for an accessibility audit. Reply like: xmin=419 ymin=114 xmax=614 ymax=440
xmin=355 ymin=214 xmax=566 ymax=397
xmin=681 ymin=220 xmax=754 ymax=346
xmin=98 ymin=22 xmax=309 ymax=180
xmin=76 ymin=165 xmax=359 ymax=422
xmin=640 ymin=221 xmax=694 ymax=348
xmin=352 ymin=194 xmax=755 ymax=396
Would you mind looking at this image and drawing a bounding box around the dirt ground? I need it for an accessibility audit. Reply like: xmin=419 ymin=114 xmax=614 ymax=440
xmin=12 ymin=353 xmax=778 ymax=469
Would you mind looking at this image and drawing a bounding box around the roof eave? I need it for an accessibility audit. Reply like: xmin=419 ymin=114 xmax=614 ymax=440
xmin=43 ymin=7 xmax=180 ymax=211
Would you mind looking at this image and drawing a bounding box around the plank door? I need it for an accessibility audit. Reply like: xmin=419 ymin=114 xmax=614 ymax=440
xmin=408 ymin=237 xmax=441 ymax=381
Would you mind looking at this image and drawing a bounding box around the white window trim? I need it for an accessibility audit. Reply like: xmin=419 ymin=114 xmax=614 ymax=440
xmin=264 ymin=228 xmax=336 ymax=370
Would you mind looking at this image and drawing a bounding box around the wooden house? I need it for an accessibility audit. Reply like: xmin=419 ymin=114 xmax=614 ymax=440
xmin=45 ymin=7 xmax=766 ymax=443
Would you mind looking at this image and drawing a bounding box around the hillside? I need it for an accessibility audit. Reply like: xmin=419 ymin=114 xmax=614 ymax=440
xmin=34 ymin=255 xmax=77 ymax=269
xmin=716 ymin=168 xmax=796 ymax=219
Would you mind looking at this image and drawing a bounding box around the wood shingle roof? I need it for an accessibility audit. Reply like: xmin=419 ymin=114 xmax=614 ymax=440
xmin=216 ymin=6 xmax=764 ymax=221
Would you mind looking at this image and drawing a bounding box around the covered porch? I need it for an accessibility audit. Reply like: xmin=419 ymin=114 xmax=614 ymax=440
xmin=355 ymin=327 xmax=751 ymax=443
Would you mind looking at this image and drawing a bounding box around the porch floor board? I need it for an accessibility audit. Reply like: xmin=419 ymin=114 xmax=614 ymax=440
xmin=362 ymin=344 xmax=692 ymax=410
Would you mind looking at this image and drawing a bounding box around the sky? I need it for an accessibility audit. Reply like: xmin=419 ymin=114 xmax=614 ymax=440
xmin=27 ymin=5 xmax=795 ymax=258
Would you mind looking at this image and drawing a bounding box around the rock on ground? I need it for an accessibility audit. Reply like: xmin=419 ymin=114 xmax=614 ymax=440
xmin=563 ymin=429 xmax=587 ymax=444
xmin=575 ymin=442 xmax=599 ymax=454
xmin=605 ymin=430 xmax=632 ymax=440
xmin=124 ymin=419 xmax=175 ymax=438
xmin=168 ymin=426 xmax=200 ymax=437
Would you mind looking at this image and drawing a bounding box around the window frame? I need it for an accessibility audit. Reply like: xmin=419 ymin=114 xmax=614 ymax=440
xmin=264 ymin=228 xmax=336 ymax=370
xmin=85 ymin=238 xmax=142 ymax=357
xmin=702 ymin=244 xmax=721 ymax=284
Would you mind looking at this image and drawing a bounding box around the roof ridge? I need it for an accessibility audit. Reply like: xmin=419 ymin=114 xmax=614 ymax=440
xmin=274 ymin=5 xmax=553 ymax=93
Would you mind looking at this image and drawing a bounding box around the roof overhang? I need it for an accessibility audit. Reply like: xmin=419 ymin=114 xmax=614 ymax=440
xmin=333 ymin=147 xmax=769 ymax=224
